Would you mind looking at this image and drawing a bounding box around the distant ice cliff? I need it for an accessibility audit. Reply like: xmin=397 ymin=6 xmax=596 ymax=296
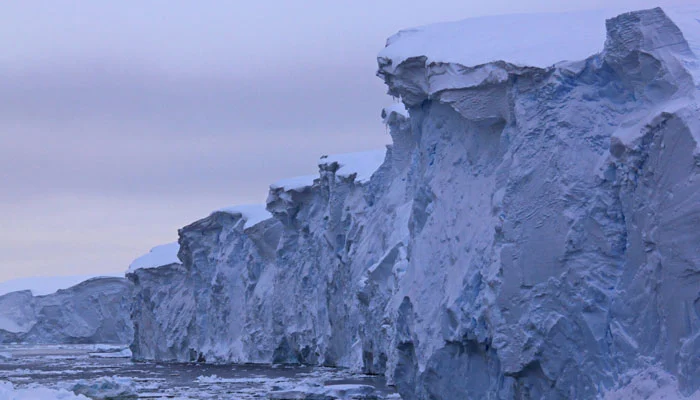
xmin=0 ymin=277 xmax=132 ymax=345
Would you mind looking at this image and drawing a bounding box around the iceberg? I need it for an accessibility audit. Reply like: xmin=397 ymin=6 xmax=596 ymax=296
xmin=0 ymin=277 xmax=132 ymax=345
xmin=128 ymin=7 xmax=700 ymax=399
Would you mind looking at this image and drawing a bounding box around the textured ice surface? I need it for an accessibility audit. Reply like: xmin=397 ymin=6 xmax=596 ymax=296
xmin=0 ymin=277 xmax=133 ymax=345
xmin=129 ymin=6 xmax=700 ymax=399
xmin=71 ymin=376 xmax=137 ymax=400
xmin=603 ymin=367 xmax=700 ymax=400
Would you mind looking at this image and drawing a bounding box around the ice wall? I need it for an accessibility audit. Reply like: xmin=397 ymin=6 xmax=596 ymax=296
xmin=129 ymin=7 xmax=700 ymax=399
xmin=0 ymin=277 xmax=133 ymax=345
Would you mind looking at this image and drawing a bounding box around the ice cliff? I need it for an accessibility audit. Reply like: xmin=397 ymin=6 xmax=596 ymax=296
xmin=128 ymin=7 xmax=700 ymax=399
xmin=0 ymin=277 xmax=133 ymax=344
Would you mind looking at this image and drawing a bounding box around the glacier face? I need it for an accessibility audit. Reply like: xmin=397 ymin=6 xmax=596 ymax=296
xmin=0 ymin=277 xmax=133 ymax=345
xmin=129 ymin=7 xmax=700 ymax=399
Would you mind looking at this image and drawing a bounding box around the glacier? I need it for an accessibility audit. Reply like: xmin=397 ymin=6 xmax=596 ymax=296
xmin=0 ymin=277 xmax=133 ymax=345
xmin=126 ymin=6 xmax=700 ymax=400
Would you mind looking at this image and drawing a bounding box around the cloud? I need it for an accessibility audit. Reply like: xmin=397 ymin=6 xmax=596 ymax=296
xmin=0 ymin=60 xmax=391 ymax=281
xmin=0 ymin=62 xmax=391 ymax=199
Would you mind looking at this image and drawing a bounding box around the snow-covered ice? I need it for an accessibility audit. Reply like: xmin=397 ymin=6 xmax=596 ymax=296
xmin=378 ymin=9 xmax=618 ymax=71
xmin=270 ymin=174 xmax=318 ymax=192
xmin=71 ymin=376 xmax=137 ymax=400
xmin=214 ymin=204 xmax=272 ymax=229
xmin=88 ymin=348 xmax=132 ymax=359
xmin=382 ymin=103 xmax=408 ymax=123
xmin=319 ymin=149 xmax=386 ymax=183
xmin=378 ymin=6 xmax=700 ymax=76
xmin=127 ymin=242 xmax=180 ymax=273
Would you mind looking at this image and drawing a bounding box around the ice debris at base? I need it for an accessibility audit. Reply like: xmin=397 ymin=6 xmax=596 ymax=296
xmin=127 ymin=242 xmax=180 ymax=273
xmin=88 ymin=347 xmax=132 ymax=358
xmin=71 ymin=376 xmax=137 ymax=400
xmin=121 ymin=6 xmax=700 ymax=400
xmin=268 ymin=383 xmax=380 ymax=400
xmin=0 ymin=277 xmax=133 ymax=345
xmin=196 ymin=374 xmax=278 ymax=384
xmin=0 ymin=381 xmax=89 ymax=400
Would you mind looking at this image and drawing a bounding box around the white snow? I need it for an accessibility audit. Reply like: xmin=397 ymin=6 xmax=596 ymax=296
xmin=383 ymin=103 xmax=409 ymax=123
xmin=379 ymin=6 xmax=700 ymax=78
xmin=319 ymin=149 xmax=386 ymax=183
xmin=214 ymin=204 xmax=272 ymax=229
xmin=0 ymin=381 xmax=89 ymax=400
xmin=378 ymin=9 xmax=620 ymax=71
xmin=270 ymin=175 xmax=317 ymax=191
xmin=127 ymin=242 xmax=180 ymax=273
xmin=0 ymin=273 xmax=124 ymax=297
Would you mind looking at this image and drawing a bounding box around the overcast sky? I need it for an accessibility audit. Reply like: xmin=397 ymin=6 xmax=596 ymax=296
xmin=0 ymin=0 xmax=694 ymax=282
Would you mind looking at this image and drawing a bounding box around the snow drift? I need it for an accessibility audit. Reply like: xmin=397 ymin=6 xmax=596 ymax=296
xmin=0 ymin=277 xmax=133 ymax=344
xmin=129 ymin=7 xmax=700 ymax=399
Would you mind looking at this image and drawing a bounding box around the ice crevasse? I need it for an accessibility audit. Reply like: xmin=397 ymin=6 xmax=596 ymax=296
xmin=127 ymin=7 xmax=700 ymax=399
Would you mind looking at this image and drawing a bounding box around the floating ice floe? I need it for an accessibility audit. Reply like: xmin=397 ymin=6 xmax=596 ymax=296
xmin=71 ymin=376 xmax=137 ymax=400
xmin=0 ymin=381 xmax=89 ymax=400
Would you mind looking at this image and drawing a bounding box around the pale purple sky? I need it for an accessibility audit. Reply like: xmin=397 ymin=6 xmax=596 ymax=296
xmin=0 ymin=0 xmax=694 ymax=281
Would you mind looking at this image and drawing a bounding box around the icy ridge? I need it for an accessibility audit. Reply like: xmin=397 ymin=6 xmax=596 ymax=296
xmin=129 ymin=7 xmax=700 ymax=399
xmin=0 ymin=277 xmax=133 ymax=344
xmin=0 ymin=273 xmax=124 ymax=297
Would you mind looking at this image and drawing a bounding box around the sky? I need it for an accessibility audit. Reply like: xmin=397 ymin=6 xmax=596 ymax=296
xmin=0 ymin=0 xmax=695 ymax=282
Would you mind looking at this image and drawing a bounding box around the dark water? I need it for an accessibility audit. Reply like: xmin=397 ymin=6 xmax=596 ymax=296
xmin=0 ymin=344 xmax=398 ymax=399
